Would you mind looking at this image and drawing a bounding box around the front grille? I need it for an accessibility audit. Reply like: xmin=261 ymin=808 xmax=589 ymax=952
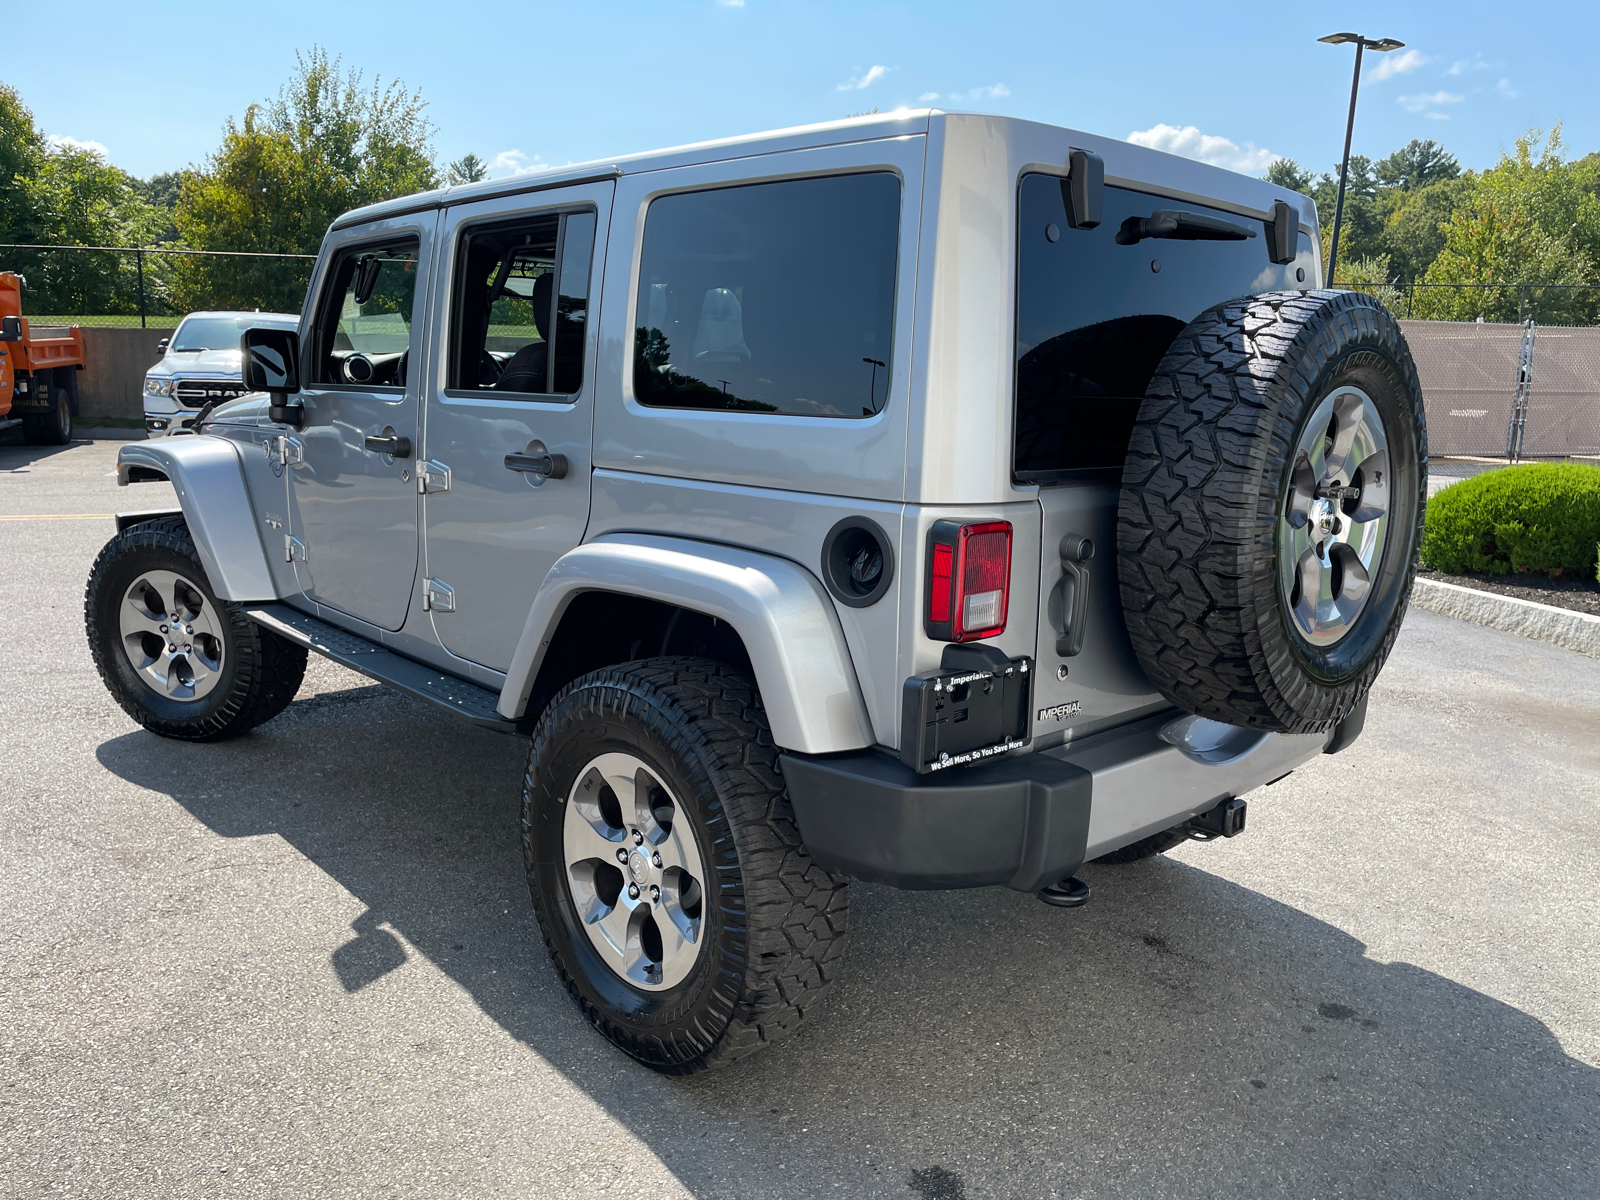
xmin=173 ymin=379 xmax=250 ymax=409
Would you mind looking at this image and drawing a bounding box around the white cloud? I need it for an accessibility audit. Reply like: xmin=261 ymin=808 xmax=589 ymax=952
xmin=1448 ymin=54 xmax=1498 ymax=75
xmin=45 ymin=134 xmax=109 ymax=158
xmin=1368 ymin=48 xmax=1427 ymax=82
xmin=490 ymin=149 xmax=553 ymax=178
xmin=716 ymin=0 xmax=745 ymax=6
xmin=837 ymin=65 xmax=889 ymax=91
xmin=1127 ymin=123 xmax=1277 ymax=174
xmin=1497 ymin=77 xmax=1520 ymax=99
xmin=1398 ymin=90 xmax=1464 ymax=113
xmin=939 ymin=83 xmax=1010 ymax=104
xmin=919 ymin=91 xmax=939 ymax=102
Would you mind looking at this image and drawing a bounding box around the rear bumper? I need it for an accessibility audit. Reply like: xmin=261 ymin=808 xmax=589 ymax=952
xmin=783 ymin=711 xmax=1333 ymax=893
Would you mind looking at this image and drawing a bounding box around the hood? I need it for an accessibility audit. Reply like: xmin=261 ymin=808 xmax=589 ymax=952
xmin=155 ymin=348 xmax=244 ymax=377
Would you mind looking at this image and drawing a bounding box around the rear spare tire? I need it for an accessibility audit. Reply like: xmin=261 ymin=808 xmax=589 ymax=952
xmin=1117 ymin=290 xmax=1426 ymax=734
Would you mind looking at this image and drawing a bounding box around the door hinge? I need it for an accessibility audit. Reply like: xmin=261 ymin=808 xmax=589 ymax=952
xmin=422 ymin=577 xmax=456 ymax=613
xmin=284 ymin=535 xmax=307 ymax=563
xmin=275 ymin=435 xmax=305 ymax=467
xmin=418 ymin=459 xmax=451 ymax=494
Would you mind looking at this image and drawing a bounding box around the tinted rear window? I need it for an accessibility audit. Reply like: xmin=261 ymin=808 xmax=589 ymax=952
xmin=633 ymin=172 xmax=900 ymax=418
xmin=1015 ymin=176 xmax=1307 ymax=479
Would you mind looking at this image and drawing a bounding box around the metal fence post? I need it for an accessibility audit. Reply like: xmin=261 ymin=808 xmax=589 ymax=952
xmin=1506 ymin=318 xmax=1536 ymax=462
xmin=136 ymin=249 xmax=146 ymax=329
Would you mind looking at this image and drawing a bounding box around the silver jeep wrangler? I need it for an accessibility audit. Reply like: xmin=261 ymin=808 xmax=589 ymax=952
xmin=86 ymin=110 xmax=1426 ymax=1074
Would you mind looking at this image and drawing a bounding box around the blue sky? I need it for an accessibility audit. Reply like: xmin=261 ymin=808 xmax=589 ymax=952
xmin=10 ymin=0 xmax=1597 ymax=183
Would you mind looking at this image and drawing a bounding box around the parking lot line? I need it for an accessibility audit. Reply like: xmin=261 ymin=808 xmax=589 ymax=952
xmin=0 ymin=513 xmax=114 ymax=520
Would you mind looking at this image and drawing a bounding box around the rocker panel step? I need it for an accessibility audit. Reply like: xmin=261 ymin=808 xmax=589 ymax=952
xmin=244 ymin=603 xmax=523 ymax=733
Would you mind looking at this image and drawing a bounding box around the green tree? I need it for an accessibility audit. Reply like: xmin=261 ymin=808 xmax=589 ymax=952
xmin=447 ymin=152 xmax=489 ymax=185
xmin=1379 ymin=175 xmax=1473 ymax=284
xmin=1375 ymin=139 xmax=1460 ymax=191
xmin=172 ymin=46 xmax=438 ymax=312
xmin=1416 ymin=127 xmax=1600 ymax=323
xmin=1264 ymin=158 xmax=1314 ymax=193
xmin=0 ymin=83 xmax=45 ymax=243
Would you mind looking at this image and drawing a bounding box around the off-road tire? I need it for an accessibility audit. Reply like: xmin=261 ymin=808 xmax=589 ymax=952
xmin=1092 ymin=824 xmax=1189 ymax=865
xmin=522 ymin=657 xmax=850 ymax=1074
xmin=85 ymin=517 xmax=307 ymax=740
xmin=1117 ymin=290 xmax=1427 ymax=734
xmin=21 ymin=376 xmax=72 ymax=445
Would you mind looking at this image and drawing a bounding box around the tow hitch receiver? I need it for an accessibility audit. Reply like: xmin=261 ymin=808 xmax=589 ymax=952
xmin=1189 ymin=797 xmax=1247 ymax=840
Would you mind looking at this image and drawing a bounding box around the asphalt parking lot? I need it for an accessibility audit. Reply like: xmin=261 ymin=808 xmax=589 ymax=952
xmin=3 ymin=438 xmax=1597 ymax=1200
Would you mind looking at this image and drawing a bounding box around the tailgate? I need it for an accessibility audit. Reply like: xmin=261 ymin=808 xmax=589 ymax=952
xmin=1029 ymin=480 xmax=1166 ymax=746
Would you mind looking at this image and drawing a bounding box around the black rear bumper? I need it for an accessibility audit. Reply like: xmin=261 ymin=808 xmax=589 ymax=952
xmin=779 ymin=749 xmax=1092 ymax=893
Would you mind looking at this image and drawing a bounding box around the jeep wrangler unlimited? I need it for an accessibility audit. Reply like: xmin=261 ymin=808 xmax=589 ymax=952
xmin=86 ymin=110 xmax=1425 ymax=1073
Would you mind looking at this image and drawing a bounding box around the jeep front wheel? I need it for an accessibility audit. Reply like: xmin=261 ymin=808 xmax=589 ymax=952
xmin=1117 ymin=290 xmax=1426 ymax=734
xmin=85 ymin=517 xmax=308 ymax=740
xmin=522 ymin=657 xmax=850 ymax=1073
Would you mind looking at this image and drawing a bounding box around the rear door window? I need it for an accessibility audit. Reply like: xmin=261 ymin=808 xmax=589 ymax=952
xmin=1015 ymin=176 xmax=1306 ymax=480
xmin=632 ymin=172 xmax=900 ymax=418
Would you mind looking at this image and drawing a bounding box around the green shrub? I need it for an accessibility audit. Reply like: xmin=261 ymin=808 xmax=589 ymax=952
xmin=1420 ymin=462 xmax=1600 ymax=578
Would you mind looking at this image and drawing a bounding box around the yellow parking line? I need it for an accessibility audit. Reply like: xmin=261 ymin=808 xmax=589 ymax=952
xmin=0 ymin=513 xmax=115 ymax=521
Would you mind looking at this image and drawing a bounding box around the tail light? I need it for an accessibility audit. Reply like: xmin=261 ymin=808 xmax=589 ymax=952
xmin=924 ymin=520 xmax=1012 ymax=642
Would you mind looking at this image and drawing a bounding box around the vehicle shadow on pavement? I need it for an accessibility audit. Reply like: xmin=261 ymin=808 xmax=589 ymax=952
xmin=0 ymin=438 xmax=90 ymax=469
xmin=96 ymin=686 xmax=1599 ymax=1200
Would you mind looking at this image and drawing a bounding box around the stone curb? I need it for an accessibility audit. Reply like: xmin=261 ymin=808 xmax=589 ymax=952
xmin=1411 ymin=577 xmax=1600 ymax=660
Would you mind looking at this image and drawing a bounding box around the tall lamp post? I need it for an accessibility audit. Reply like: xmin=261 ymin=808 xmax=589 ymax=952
xmin=1318 ymin=32 xmax=1404 ymax=286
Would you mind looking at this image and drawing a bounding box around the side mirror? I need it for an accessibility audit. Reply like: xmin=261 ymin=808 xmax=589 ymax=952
xmin=156 ymin=337 xmax=169 ymax=354
xmin=241 ymin=326 xmax=305 ymax=429
xmin=0 ymin=315 xmax=20 ymax=343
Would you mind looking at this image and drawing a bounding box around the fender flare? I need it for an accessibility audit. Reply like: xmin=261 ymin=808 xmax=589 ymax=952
xmin=499 ymin=533 xmax=875 ymax=756
xmin=116 ymin=437 xmax=278 ymax=602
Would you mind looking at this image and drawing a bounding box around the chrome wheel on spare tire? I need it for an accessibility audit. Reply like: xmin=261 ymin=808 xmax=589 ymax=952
xmin=1118 ymin=289 xmax=1426 ymax=735
xmin=563 ymin=751 xmax=708 ymax=990
xmin=1280 ymin=384 xmax=1391 ymax=647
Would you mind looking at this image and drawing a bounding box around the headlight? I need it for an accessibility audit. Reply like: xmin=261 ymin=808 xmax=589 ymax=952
xmin=143 ymin=376 xmax=174 ymax=398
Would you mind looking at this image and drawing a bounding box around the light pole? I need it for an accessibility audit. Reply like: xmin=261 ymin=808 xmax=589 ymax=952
xmin=1318 ymin=32 xmax=1404 ymax=286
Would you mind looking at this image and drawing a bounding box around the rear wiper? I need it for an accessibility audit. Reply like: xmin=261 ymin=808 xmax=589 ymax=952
xmin=1115 ymin=209 xmax=1258 ymax=245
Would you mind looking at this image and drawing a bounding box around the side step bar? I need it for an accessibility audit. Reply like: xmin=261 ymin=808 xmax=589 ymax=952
xmin=244 ymin=603 xmax=527 ymax=735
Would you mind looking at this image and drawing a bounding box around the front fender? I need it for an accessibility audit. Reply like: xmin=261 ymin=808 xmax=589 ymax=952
xmin=116 ymin=436 xmax=278 ymax=603
xmin=500 ymin=533 xmax=875 ymax=755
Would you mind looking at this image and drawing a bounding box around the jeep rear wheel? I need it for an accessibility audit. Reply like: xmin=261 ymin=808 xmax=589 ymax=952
xmin=85 ymin=518 xmax=308 ymax=740
xmin=522 ymin=657 xmax=849 ymax=1074
xmin=1117 ymin=290 xmax=1426 ymax=734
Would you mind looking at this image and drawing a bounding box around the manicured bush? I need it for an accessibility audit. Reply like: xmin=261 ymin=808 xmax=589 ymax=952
xmin=1420 ymin=462 xmax=1600 ymax=579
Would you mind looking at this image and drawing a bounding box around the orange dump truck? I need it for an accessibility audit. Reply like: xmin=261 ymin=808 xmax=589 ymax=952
xmin=0 ymin=272 xmax=85 ymax=445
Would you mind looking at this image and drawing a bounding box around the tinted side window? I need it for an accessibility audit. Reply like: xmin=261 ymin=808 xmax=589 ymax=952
xmin=448 ymin=210 xmax=596 ymax=397
xmin=633 ymin=173 xmax=900 ymax=418
xmin=1015 ymin=176 xmax=1305 ymax=478
xmin=311 ymin=240 xmax=420 ymax=387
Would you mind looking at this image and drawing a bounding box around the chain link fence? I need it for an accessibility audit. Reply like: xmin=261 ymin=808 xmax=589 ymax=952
xmin=0 ymin=244 xmax=315 ymax=328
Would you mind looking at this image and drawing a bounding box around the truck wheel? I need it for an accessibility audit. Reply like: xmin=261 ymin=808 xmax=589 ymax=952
xmin=21 ymin=379 xmax=72 ymax=445
xmin=522 ymin=657 xmax=850 ymax=1074
xmin=1118 ymin=290 xmax=1426 ymax=734
xmin=85 ymin=517 xmax=308 ymax=741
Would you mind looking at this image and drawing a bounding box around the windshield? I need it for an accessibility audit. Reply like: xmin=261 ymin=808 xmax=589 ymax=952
xmin=171 ymin=316 xmax=294 ymax=353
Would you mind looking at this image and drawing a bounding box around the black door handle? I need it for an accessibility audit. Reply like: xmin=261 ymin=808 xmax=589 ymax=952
xmin=505 ymin=439 xmax=568 ymax=483
xmin=1055 ymin=535 xmax=1095 ymax=657
xmin=364 ymin=433 xmax=412 ymax=458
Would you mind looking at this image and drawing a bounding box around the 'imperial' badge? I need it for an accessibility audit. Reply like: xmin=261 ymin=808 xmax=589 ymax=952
xmin=1037 ymin=701 xmax=1082 ymax=723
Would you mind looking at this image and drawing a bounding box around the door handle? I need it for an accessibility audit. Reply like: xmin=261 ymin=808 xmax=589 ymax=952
xmin=1055 ymin=535 xmax=1095 ymax=657
xmin=504 ymin=440 xmax=568 ymax=485
xmin=363 ymin=432 xmax=412 ymax=458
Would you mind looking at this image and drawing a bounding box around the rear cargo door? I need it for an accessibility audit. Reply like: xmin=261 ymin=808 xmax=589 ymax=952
xmin=1014 ymin=175 xmax=1311 ymax=745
